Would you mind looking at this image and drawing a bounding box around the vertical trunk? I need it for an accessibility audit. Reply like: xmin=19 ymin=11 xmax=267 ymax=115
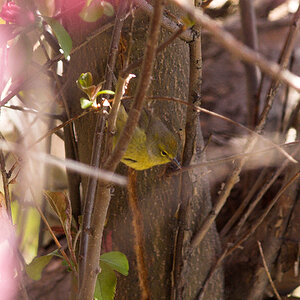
xmin=61 ymin=3 xmax=223 ymax=298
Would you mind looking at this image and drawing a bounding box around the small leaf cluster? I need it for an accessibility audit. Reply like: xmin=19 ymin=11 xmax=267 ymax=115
xmin=77 ymin=72 xmax=115 ymax=109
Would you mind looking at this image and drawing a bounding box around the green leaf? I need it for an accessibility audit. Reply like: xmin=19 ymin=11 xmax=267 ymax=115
xmin=95 ymin=262 xmax=117 ymax=300
xmin=101 ymin=2 xmax=114 ymax=17
xmin=79 ymin=3 xmax=104 ymax=23
xmin=44 ymin=16 xmax=72 ymax=58
xmin=96 ymin=90 xmax=115 ymax=96
xmin=77 ymin=72 xmax=93 ymax=88
xmin=25 ymin=255 xmax=53 ymax=280
xmin=80 ymin=97 xmax=93 ymax=109
xmin=100 ymin=251 xmax=129 ymax=276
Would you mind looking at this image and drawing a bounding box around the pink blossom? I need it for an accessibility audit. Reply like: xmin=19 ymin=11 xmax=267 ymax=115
xmin=0 ymin=2 xmax=35 ymax=26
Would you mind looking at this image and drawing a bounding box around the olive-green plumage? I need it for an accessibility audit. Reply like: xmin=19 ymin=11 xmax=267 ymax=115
xmin=113 ymin=105 xmax=178 ymax=170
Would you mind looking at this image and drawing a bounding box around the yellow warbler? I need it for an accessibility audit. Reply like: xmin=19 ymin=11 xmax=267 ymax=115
xmin=114 ymin=105 xmax=179 ymax=170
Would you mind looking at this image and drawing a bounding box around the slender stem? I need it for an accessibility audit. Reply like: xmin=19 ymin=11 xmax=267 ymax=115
xmin=78 ymin=2 xmax=128 ymax=290
xmin=172 ymin=8 xmax=202 ymax=297
xmin=257 ymin=241 xmax=282 ymax=300
xmin=239 ymin=0 xmax=260 ymax=128
xmin=35 ymin=203 xmax=75 ymax=272
xmin=142 ymin=96 xmax=297 ymax=163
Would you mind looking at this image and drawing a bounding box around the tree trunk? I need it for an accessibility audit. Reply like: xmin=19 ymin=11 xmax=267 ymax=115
xmin=62 ymin=3 xmax=224 ymax=299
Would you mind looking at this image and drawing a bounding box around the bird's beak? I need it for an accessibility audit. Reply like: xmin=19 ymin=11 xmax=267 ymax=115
xmin=171 ymin=157 xmax=181 ymax=169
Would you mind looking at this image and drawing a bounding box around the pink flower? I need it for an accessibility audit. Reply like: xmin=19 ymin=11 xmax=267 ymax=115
xmin=0 ymin=2 xmax=35 ymax=26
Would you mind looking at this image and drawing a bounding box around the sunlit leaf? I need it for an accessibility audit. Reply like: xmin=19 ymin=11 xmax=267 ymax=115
xmin=100 ymin=251 xmax=129 ymax=276
xmin=79 ymin=3 xmax=104 ymax=23
xmin=96 ymin=90 xmax=115 ymax=96
xmin=80 ymin=97 xmax=93 ymax=109
xmin=25 ymin=255 xmax=53 ymax=280
xmin=101 ymin=2 xmax=114 ymax=17
xmin=95 ymin=262 xmax=117 ymax=300
xmin=44 ymin=16 xmax=72 ymax=58
xmin=77 ymin=72 xmax=93 ymax=88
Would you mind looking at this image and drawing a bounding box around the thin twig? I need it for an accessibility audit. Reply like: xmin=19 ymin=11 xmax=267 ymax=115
xmin=239 ymin=0 xmax=260 ymax=128
xmin=234 ymin=146 xmax=300 ymax=235
xmin=173 ymin=140 xmax=300 ymax=174
xmin=3 ymin=105 xmax=62 ymax=119
xmin=141 ymin=96 xmax=297 ymax=164
xmin=35 ymin=202 xmax=75 ymax=273
xmin=228 ymin=171 xmax=300 ymax=256
xmin=32 ymin=110 xmax=90 ymax=147
xmin=172 ymin=7 xmax=202 ymax=297
xmin=257 ymin=5 xmax=300 ymax=133
xmin=220 ymin=168 xmax=267 ymax=237
xmin=257 ymin=241 xmax=282 ymax=300
xmin=0 ymin=140 xmax=127 ymax=186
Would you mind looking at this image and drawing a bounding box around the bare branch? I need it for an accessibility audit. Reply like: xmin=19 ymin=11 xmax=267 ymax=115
xmin=0 ymin=141 xmax=127 ymax=186
xmin=239 ymin=0 xmax=260 ymax=128
xmin=257 ymin=241 xmax=282 ymax=300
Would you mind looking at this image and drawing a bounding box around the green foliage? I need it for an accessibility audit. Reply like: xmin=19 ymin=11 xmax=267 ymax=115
xmin=100 ymin=251 xmax=129 ymax=276
xmin=80 ymin=97 xmax=94 ymax=109
xmin=95 ymin=262 xmax=117 ymax=300
xmin=94 ymin=251 xmax=129 ymax=300
xmin=25 ymin=254 xmax=53 ymax=280
xmin=43 ymin=16 xmax=72 ymax=58
xmin=97 ymin=90 xmax=115 ymax=96
xmin=79 ymin=1 xmax=114 ymax=23
xmin=76 ymin=72 xmax=115 ymax=109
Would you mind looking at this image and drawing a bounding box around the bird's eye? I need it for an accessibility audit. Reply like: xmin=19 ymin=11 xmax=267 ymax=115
xmin=161 ymin=150 xmax=168 ymax=157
